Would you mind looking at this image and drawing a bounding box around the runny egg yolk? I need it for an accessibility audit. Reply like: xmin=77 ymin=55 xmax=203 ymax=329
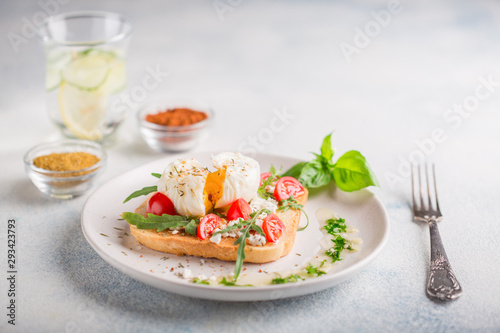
xmin=203 ymin=167 xmax=226 ymax=212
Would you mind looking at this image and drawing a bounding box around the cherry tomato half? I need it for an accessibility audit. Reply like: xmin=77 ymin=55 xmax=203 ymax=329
xmin=262 ymin=214 xmax=286 ymax=243
xmin=227 ymin=198 xmax=252 ymax=221
xmin=273 ymin=176 xmax=305 ymax=201
xmin=147 ymin=192 xmax=178 ymax=216
xmin=197 ymin=214 xmax=222 ymax=240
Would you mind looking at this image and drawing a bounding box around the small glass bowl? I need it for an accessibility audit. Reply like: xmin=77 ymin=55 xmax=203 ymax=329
xmin=137 ymin=104 xmax=213 ymax=152
xmin=24 ymin=140 xmax=107 ymax=199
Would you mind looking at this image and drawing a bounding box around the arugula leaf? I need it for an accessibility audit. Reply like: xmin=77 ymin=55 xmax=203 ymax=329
xmin=212 ymin=220 xmax=247 ymax=236
xmin=121 ymin=212 xmax=189 ymax=232
xmin=278 ymin=196 xmax=309 ymax=231
xmin=257 ymin=166 xmax=281 ymax=199
xmin=220 ymin=209 xmax=270 ymax=281
xmin=332 ymin=150 xmax=379 ymax=192
xmin=123 ymin=185 xmax=157 ymax=203
xmin=233 ymin=224 xmax=251 ymax=281
xmin=251 ymin=223 xmax=265 ymax=237
xmin=123 ymin=173 xmax=163 ymax=203
xmin=271 ymin=274 xmax=304 ymax=284
xmin=184 ymin=220 xmax=199 ymax=235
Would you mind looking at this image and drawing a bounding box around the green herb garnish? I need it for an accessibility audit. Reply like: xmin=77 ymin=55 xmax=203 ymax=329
xmin=305 ymin=261 xmax=327 ymax=276
xmin=271 ymin=274 xmax=304 ymax=284
xmin=324 ymin=217 xmax=354 ymax=263
xmin=282 ymin=133 xmax=378 ymax=192
xmin=218 ymin=277 xmax=253 ymax=287
xmin=191 ymin=277 xmax=210 ymax=285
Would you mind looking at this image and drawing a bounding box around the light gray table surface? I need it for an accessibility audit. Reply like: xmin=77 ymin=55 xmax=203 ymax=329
xmin=1 ymin=0 xmax=500 ymax=332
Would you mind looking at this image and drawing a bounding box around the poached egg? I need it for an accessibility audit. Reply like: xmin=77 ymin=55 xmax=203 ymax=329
xmin=157 ymin=153 xmax=260 ymax=217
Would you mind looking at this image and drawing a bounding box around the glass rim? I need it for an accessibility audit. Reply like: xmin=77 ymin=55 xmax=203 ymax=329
xmin=37 ymin=11 xmax=133 ymax=46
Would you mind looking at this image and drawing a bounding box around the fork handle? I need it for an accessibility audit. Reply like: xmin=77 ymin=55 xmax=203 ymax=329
xmin=427 ymin=217 xmax=463 ymax=300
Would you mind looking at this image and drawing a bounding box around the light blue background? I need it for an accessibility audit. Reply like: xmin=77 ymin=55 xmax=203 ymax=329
xmin=1 ymin=0 xmax=499 ymax=332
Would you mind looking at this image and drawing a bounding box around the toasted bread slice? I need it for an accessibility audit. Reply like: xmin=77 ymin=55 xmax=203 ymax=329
xmin=128 ymin=190 xmax=308 ymax=263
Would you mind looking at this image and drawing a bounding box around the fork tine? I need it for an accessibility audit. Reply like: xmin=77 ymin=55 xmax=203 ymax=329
xmin=432 ymin=164 xmax=441 ymax=215
xmin=418 ymin=164 xmax=426 ymax=211
xmin=411 ymin=164 xmax=418 ymax=213
xmin=425 ymin=163 xmax=433 ymax=212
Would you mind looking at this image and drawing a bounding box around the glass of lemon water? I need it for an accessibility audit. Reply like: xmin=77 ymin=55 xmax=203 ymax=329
xmin=38 ymin=12 xmax=132 ymax=143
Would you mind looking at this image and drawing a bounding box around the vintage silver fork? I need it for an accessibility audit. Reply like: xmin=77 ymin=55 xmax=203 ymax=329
xmin=411 ymin=164 xmax=462 ymax=301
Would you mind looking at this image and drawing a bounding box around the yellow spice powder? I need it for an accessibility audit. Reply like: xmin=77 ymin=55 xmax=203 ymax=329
xmin=33 ymin=152 xmax=100 ymax=171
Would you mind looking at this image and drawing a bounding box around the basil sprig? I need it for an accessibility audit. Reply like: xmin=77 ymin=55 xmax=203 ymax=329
xmin=283 ymin=133 xmax=379 ymax=192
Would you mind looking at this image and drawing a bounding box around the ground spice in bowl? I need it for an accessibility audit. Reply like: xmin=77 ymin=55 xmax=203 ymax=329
xmin=145 ymin=108 xmax=208 ymax=126
xmin=33 ymin=152 xmax=100 ymax=172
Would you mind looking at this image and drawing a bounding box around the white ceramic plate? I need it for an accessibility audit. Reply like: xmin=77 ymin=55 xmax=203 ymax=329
xmin=82 ymin=152 xmax=389 ymax=301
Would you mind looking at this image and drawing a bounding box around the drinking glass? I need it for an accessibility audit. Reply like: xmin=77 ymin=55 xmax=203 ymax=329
xmin=38 ymin=11 xmax=133 ymax=143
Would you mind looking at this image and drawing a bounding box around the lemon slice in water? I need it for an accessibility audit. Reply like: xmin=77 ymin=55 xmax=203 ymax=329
xmin=58 ymin=82 xmax=107 ymax=141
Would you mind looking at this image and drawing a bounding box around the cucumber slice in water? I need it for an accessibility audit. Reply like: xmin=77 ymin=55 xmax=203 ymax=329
xmin=45 ymin=50 xmax=72 ymax=91
xmin=62 ymin=55 xmax=111 ymax=91
xmin=61 ymin=49 xmax=126 ymax=92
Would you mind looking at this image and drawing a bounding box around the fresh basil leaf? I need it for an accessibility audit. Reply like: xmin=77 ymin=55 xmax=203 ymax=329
xmin=151 ymin=173 xmax=162 ymax=179
xmin=123 ymin=185 xmax=157 ymax=203
xmin=282 ymin=161 xmax=307 ymax=179
xmin=320 ymin=133 xmax=334 ymax=161
xmin=184 ymin=220 xmax=199 ymax=235
xmin=332 ymin=150 xmax=379 ymax=192
xmin=298 ymin=159 xmax=333 ymax=188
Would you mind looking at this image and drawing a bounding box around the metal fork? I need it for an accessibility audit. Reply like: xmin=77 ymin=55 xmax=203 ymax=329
xmin=411 ymin=164 xmax=462 ymax=301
